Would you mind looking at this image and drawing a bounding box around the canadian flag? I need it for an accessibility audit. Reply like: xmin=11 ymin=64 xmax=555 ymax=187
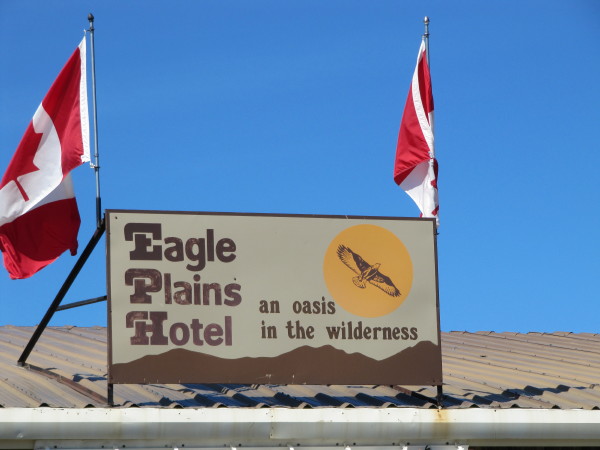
xmin=393 ymin=40 xmax=439 ymax=225
xmin=0 ymin=38 xmax=90 ymax=279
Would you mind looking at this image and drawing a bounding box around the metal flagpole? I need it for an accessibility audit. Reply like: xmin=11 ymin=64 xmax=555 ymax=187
xmin=88 ymin=12 xmax=113 ymax=405
xmin=88 ymin=13 xmax=102 ymax=228
xmin=423 ymin=16 xmax=444 ymax=407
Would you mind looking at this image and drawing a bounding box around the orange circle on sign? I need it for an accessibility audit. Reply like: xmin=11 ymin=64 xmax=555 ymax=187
xmin=323 ymin=224 xmax=413 ymax=318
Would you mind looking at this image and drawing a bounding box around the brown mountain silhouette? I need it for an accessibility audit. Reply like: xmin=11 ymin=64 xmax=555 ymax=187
xmin=110 ymin=341 xmax=442 ymax=386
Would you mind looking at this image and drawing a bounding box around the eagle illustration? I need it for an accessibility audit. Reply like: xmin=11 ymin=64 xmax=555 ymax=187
xmin=336 ymin=244 xmax=401 ymax=297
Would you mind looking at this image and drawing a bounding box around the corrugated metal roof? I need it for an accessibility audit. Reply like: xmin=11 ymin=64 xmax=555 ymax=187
xmin=1 ymin=326 xmax=598 ymax=409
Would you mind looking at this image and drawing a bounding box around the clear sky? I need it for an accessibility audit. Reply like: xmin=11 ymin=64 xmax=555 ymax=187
xmin=1 ymin=0 xmax=598 ymax=332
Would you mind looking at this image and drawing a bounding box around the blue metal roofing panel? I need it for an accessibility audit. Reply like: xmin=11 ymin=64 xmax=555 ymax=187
xmin=0 ymin=326 xmax=598 ymax=409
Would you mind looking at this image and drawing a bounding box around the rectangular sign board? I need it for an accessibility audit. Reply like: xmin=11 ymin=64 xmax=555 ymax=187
xmin=107 ymin=210 xmax=442 ymax=385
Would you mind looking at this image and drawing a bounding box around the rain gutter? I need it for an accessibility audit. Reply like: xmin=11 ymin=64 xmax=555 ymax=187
xmin=1 ymin=408 xmax=600 ymax=449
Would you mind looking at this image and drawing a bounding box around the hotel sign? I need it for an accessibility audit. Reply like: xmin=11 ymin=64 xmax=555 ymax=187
xmin=107 ymin=210 xmax=442 ymax=385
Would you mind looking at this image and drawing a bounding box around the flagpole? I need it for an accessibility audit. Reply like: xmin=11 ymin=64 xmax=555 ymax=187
xmin=423 ymin=15 xmax=443 ymax=406
xmin=88 ymin=13 xmax=102 ymax=227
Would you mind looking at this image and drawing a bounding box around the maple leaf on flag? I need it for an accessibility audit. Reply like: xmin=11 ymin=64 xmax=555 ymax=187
xmin=0 ymin=123 xmax=44 ymax=202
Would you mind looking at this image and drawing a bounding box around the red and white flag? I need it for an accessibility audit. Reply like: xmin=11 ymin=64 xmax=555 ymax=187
xmin=0 ymin=38 xmax=90 ymax=279
xmin=393 ymin=40 xmax=438 ymax=224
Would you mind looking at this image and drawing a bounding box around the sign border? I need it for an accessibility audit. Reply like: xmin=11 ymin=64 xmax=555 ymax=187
xmin=106 ymin=209 xmax=442 ymax=386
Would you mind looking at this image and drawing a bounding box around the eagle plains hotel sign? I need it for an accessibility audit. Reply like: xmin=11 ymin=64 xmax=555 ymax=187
xmin=107 ymin=210 xmax=442 ymax=385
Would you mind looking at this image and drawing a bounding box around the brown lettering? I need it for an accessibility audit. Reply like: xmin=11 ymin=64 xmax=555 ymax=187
xmin=170 ymin=322 xmax=190 ymax=345
xmin=216 ymin=238 xmax=236 ymax=262
xmin=125 ymin=223 xmax=162 ymax=260
xmin=125 ymin=268 xmax=162 ymax=303
xmin=126 ymin=310 xmax=168 ymax=345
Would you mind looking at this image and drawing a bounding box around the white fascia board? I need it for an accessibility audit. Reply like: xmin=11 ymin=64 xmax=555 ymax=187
xmin=1 ymin=408 xmax=600 ymax=448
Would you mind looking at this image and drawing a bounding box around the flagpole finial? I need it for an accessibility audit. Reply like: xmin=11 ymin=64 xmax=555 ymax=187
xmin=88 ymin=13 xmax=95 ymax=31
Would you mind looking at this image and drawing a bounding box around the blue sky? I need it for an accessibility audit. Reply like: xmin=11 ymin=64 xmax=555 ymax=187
xmin=1 ymin=0 xmax=599 ymax=332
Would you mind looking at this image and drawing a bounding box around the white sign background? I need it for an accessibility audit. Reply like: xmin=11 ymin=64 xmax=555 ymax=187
xmin=107 ymin=210 xmax=440 ymax=370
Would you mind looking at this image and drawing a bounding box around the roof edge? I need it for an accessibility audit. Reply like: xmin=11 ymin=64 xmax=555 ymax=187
xmin=1 ymin=408 xmax=600 ymax=447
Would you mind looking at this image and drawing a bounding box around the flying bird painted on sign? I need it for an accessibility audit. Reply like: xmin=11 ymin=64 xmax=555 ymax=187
xmin=336 ymin=245 xmax=401 ymax=297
